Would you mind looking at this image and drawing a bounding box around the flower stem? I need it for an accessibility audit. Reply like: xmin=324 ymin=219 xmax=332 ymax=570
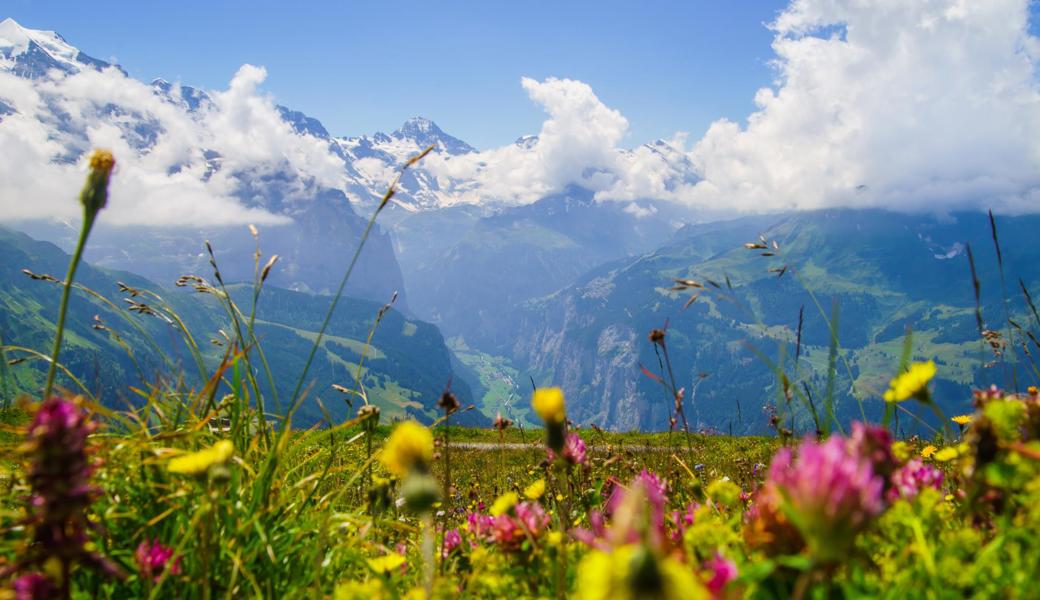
xmin=43 ymin=211 xmax=96 ymax=400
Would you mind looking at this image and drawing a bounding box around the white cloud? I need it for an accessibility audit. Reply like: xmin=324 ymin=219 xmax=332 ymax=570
xmin=684 ymin=0 xmax=1040 ymax=214
xmin=424 ymin=77 xmax=640 ymax=205
xmin=0 ymin=62 xmax=346 ymax=226
xmin=423 ymin=0 xmax=1040 ymax=214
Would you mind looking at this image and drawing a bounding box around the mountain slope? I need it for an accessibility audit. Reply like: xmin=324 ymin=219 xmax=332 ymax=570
xmin=509 ymin=210 xmax=1040 ymax=433
xmin=390 ymin=185 xmax=691 ymax=344
xmin=0 ymin=227 xmax=483 ymax=426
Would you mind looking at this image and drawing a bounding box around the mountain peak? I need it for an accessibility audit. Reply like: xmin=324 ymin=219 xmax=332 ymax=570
xmin=399 ymin=116 xmax=438 ymax=135
xmin=392 ymin=116 xmax=476 ymax=155
xmin=0 ymin=17 xmax=116 ymax=76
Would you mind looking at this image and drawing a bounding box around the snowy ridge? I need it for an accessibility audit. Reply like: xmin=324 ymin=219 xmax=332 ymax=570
xmin=0 ymin=17 xmax=703 ymax=214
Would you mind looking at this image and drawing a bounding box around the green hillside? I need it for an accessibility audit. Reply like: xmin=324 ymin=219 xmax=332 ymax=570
xmin=0 ymin=227 xmax=483 ymax=426
xmin=509 ymin=210 xmax=1040 ymax=434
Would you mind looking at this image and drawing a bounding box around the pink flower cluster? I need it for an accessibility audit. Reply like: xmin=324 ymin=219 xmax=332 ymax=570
xmin=887 ymin=459 xmax=944 ymax=502
xmin=466 ymin=502 xmax=550 ymax=551
xmin=547 ymin=433 xmax=589 ymax=466
xmin=135 ymin=539 xmax=181 ymax=583
xmin=704 ymin=553 xmax=738 ymax=598
xmin=759 ymin=434 xmax=884 ymax=562
xmin=442 ymin=528 xmax=462 ymax=558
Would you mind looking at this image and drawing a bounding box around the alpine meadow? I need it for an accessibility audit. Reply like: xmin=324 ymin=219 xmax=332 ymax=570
xmin=4 ymin=2 xmax=1040 ymax=598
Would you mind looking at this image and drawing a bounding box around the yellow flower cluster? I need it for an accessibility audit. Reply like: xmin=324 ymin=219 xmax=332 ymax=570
xmin=524 ymin=479 xmax=546 ymax=500
xmin=167 ymin=440 xmax=234 ymax=475
xmin=883 ymin=361 xmax=937 ymax=402
xmin=367 ymin=553 xmax=406 ymax=574
xmin=490 ymin=492 xmax=519 ymax=517
xmin=380 ymin=421 xmax=433 ymax=477
xmin=576 ymin=545 xmax=708 ymax=600
xmin=531 ymin=387 xmax=566 ymax=424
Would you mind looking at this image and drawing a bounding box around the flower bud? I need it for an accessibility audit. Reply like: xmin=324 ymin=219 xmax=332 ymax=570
xmin=80 ymin=150 xmax=115 ymax=218
xmin=401 ymin=472 xmax=440 ymax=513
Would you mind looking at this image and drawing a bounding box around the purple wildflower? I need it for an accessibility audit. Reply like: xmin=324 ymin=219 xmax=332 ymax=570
xmin=580 ymin=471 xmax=672 ymax=552
xmin=135 ymin=539 xmax=181 ymax=583
xmin=490 ymin=501 xmax=550 ymax=550
xmin=466 ymin=511 xmax=495 ymax=544
xmin=442 ymin=528 xmax=462 ymax=558
xmin=758 ymin=435 xmax=883 ymax=562
xmin=562 ymin=433 xmax=588 ymax=466
xmin=12 ymin=573 xmax=57 ymax=600
xmin=849 ymin=422 xmax=898 ymax=489
xmin=6 ymin=397 xmax=122 ymax=592
xmin=887 ymin=459 xmax=944 ymax=502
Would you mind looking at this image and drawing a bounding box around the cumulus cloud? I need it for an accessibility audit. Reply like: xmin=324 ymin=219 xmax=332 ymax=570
xmin=424 ymin=0 xmax=1040 ymax=214
xmin=0 ymin=61 xmax=345 ymax=226
xmin=426 ymin=77 xmax=644 ymax=204
xmin=684 ymin=0 xmax=1040 ymax=214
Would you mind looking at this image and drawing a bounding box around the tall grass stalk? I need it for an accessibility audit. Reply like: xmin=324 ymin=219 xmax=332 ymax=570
xmin=286 ymin=145 xmax=433 ymax=421
xmin=43 ymin=151 xmax=115 ymax=400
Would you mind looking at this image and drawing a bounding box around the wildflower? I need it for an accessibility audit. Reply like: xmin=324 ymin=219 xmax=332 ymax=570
xmin=933 ymin=444 xmax=965 ymax=462
xmin=135 ymin=540 xmax=181 ymax=582
xmin=575 ymin=545 xmax=707 ymax=600
xmin=438 ymin=390 xmax=460 ymax=414
xmin=951 ymin=414 xmax=973 ymax=426
xmin=601 ymin=471 xmax=670 ymax=551
xmin=380 ymin=421 xmax=433 ymax=477
xmin=514 ymin=501 xmax=550 ymax=536
xmin=703 ymin=553 xmax=738 ymax=598
xmin=562 ymin=433 xmax=588 ymax=466
xmin=368 ymin=553 xmax=406 ymax=575
xmin=533 ymin=387 xmax=567 ymax=453
xmin=706 ymin=478 xmax=741 ymax=506
xmin=493 ymin=413 xmax=512 ymax=431
xmin=849 ymin=422 xmax=898 ymax=491
xmin=524 ymin=479 xmax=546 ymax=500
xmin=8 ymin=397 xmax=123 ymax=590
xmin=921 ymin=444 xmax=938 ymax=459
xmin=466 ymin=512 xmax=495 ymax=541
xmin=756 ymin=436 xmax=883 ymax=563
xmin=883 ymin=361 xmax=936 ymax=402
xmin=489 ymin=492 xmax=519 ymax=517
xmin=887 ymin=459 xmax=944 ymax=502
xmin=12 ymin=573 xmax=57 ymax=600
xmin=532 ymin=387 xmax=566 ymax=424
xmin=167 ymin=440 xmax=234 ymax=476
xmin=81 ymin=149 xmax=115 ymax=217
xmin=442 ymin=529 xmax=462 ymax=558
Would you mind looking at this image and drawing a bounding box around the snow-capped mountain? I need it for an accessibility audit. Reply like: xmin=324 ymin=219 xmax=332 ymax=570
xmin=0 ymin=18 xmax=702 ymax=325
xmin=0 ymin=17 xmax=118 ymax=77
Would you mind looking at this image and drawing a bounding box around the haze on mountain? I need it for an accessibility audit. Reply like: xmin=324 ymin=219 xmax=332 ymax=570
xmin=2 ymin=1 xmax=1040 ymax=432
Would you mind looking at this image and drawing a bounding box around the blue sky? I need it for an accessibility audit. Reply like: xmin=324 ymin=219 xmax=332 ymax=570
xmin=4 ymin=0 xmax=789 ymax=148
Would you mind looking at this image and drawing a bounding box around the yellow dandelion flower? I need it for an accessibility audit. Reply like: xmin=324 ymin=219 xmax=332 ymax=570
xmin=576 ymin=546 xmax=708 ymax=600
xmin=951 ymin=414 xmax=973 ymax=426
xmin=921 ymin=444 xmax=937 ymax=459
xmin=531 ymin=387 xmax=566 ymax=424
xmin=892 ymin=441 xmax=911 ymax=462
xmin=933 ymin=445 xmax=962 ymax=462
xmin=547 ymin=531 xmax=564 ymax=546
xmin=380 ymin=421 xmax=433 ymax=477
xmin=883 ymin=361 xmax=937 ymax=402
xmin=167 ymin=440 xmax=234 ymax=475
xmin=524 ymin=478 xmax=546 ymax=500
xmin=489 ymin=491 xmax=518 ymax=517
xmin=367 ymin=553 xmax=406 ymax=574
